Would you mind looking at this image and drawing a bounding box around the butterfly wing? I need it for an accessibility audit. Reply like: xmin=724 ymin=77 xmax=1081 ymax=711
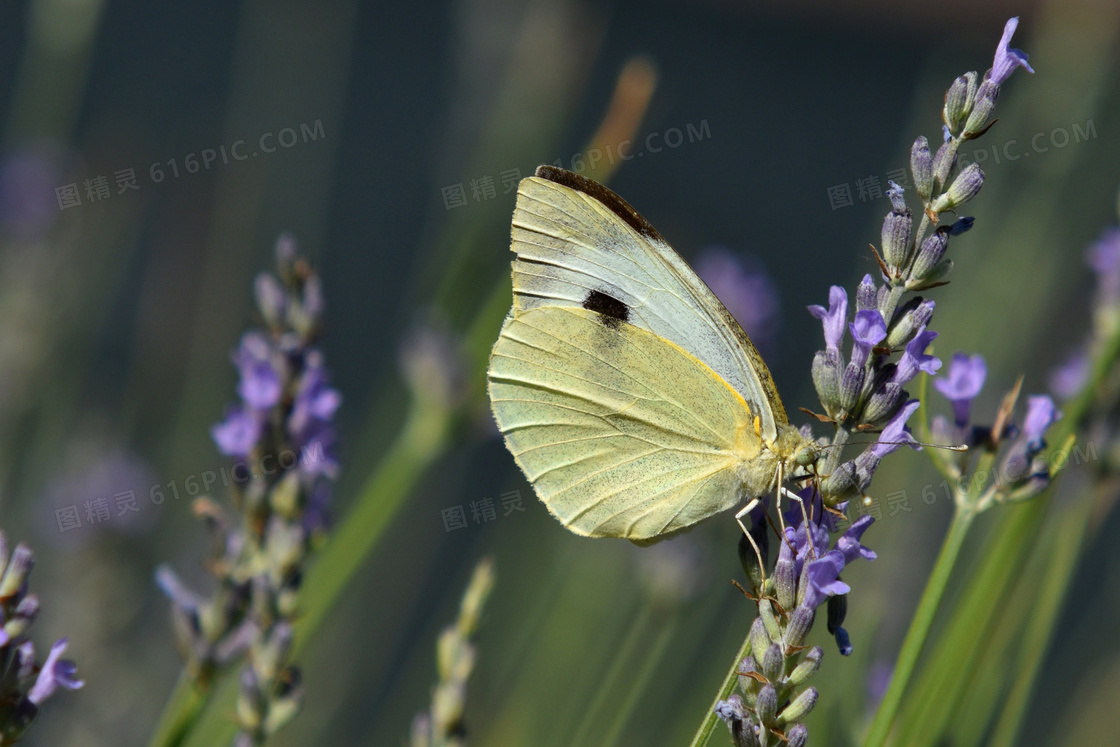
xmin=488 ymin=305 xmax=760 ymax=542
xmin=509 ymin=165 xmax=788 ymax=441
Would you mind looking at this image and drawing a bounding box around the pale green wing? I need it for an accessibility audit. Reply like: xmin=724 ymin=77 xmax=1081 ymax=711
xmin=488 ymin=305 xmax=760 ymax=542
xmin=509 ymin=166 xmax=787 ymax=441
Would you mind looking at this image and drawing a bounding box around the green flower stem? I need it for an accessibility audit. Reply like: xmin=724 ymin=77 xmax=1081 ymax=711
xmin=688 ymin=627 xmax=753 ymax=747
xmin=602 ymin=611 xmax=680 ymax=747
xmin=988 ymin=498 xmax=1091 ymax=747
xmin=147 ymin=672 xmax=209 ymax=747
xmin=863 ymin=503 xmax=977 ymax=747
xmin=569 ymin=603 xmax=655 ymax=745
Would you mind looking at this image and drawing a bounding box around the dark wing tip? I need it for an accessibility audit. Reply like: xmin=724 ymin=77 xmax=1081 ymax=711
xmin=532 ymin=165 xmax=666 ymax=243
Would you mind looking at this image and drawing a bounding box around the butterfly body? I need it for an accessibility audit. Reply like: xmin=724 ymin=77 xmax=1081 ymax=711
xmin=487 ymin=166 xmax=815 ymax=543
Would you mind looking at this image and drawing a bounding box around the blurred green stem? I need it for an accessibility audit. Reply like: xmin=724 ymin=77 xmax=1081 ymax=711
xmin=863 ymin=505 xmax=977 ymax=747
xmin=602 ymin=612 xmax=680 ymax=747
xmin=688 ymin=626 xmax=753 ymax=747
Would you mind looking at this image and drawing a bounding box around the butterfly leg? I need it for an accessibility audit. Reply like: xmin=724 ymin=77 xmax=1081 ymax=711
xmin=734 ymin=499 xmax=767 ymax=585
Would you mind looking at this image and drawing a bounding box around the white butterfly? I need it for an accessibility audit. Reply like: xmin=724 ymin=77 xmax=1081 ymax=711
xmin=487 ymin=166 xmax=815 ymax=544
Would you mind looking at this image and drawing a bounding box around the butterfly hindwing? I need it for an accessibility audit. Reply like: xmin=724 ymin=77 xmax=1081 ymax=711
xmin=488 ymin=305 xmax=760 ymax=542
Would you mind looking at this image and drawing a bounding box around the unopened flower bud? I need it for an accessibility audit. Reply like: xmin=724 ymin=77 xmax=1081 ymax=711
xmin=788 ymin=646 xmax=824 ymax=687
xmin=839 ymin=362 xmax=866 ymax=414
xmin=856 ymin=274 xmax=878 ymax=313
xmin=749 ymin=617 xmax=771 ymax=663
xmin=812 ymin=350 xmax=841 ymax=414
xmin=943 ymin=72 xmax=977 ymax=135
xmin=911 ymin=136 xmax=933 ymax=201
xmin=784 ymin=605 xmax=815 ymax=649
xmin=787 ymin=723 xmax=809 ymax=747
xmin=962 ymin=78 xmax=999 ymax=138
xmin=932 ymin=141 xmax=956 ymax=193
xmin=756 ymin=684 xmax=778 ymax=725
xmin=886 ymin=297 xmax=934 ymax=349
xmin=778 ymin=687 xmax=819 ymax=724
xmin=762 ymin=643 xmax=784 ymax=682
xmin=933 ymin=163 xmax=984 ymax=212
xmin=881 ymin=193 xmax=913 ymax=270
xmin=910 ymin=227 xmax=950 ymax=282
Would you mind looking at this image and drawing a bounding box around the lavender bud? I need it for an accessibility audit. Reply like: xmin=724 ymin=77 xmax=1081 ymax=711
xmin=932 ymin=141 xmax=956 ymax=193
xmin=788 ymin=646 xmax=824 ymax=687
xmin=839 ymin=362 xmax=866 ymax=414
xmin=943 ymin=72 xmax=977 ymax=135
xmin=238 ymin=666 xmax=265 ymax=730
xmin=774 ymin=552 xmax=796 ymax=611
xmin=821 ymin=460 xmax=858 ymax=501
xmin=756 ymin=684 xmax=778 ymax=725
xmin=934 ymin=163 xmax=985 ymax=212
xmin=784 ymin=605 xmax=815 ymax=649
xmin=863 ymin=380 xmax=904 ymax=426
xmin=254 ymin=274 xmax=286 ymax=326
xmin=759 ymin=598 xmax=782 ymax=643
xmin=761 ymin=643 xmax=784 ymax=682
xmin=0 ymin=544 xmax=34 ymax=600
xmin=812 ymin=350 xmax=841 ymax=413
xmin=749 ymin=616 xmax=771 ymax=663
xmin=881 ymin=190 xmax=913 ymax=269
xmin=910 ymin=227 xmax=951 ymax=282
xmin=856 ymin=274 xmax=877 ymax=312
xmin=910 ymin=136 xmax=933 ymax=201
xmin=715 ymin=695 xmax=758 ymax=747
xmin=787 ymin=723 xmax=809 ymax=747
xmin=737 ymin=656 xmax=760 ymax=693
xmin=778 ymin=687 xmax=819 ymax=724
xmin=886 ymin=297 xmax=934 ymax=349
xmin=962 ymin=78 xmax=1000 ymax=138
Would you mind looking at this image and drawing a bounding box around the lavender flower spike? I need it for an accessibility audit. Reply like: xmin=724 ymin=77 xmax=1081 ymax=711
xmin=990 ymin=17 xmax=1034 ymax=86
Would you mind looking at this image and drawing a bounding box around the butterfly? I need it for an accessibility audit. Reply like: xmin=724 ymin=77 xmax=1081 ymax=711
xmin=487 ymin=165 xmax=817 ymax=545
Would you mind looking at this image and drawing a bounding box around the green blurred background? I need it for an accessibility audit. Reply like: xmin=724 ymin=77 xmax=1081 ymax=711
xmin=0 ymin=0 xmax=1117 ymax=744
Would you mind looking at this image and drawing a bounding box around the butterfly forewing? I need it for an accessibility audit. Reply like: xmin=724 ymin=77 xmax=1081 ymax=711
xmin=510 ymin=167 xmax=787 ymax=440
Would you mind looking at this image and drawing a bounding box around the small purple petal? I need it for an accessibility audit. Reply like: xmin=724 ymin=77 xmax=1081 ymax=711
xmin=808 ymin=286 xmax=848 ymax=352
xmin=871 ymin=400 xmax=921 ymax=458
xmin=990 ymin=17 xmax=1034 ymax=86
xmin=1023 ymin=395 xmax=1061 ymax=442
xmin=27 ymin=639 xmax=83 ymax=705
xmin=835 ymin=515 xmax=877 ymax=563
xmin=803 ymin=552 xmax=849 ymax=610
xmin=893 ymin=327 xmax=940 ymax=383
xmin=211 ymin=407 xmax=260 ymax=457
xmin=849 ymin=310 xmax=887 ymax=367
xmin=934 ymin=353 xmax=986 ymax=426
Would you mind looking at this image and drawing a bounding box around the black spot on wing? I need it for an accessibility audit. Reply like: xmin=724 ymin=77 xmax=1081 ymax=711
xmin=583 ymin=289 xmax=629 ymax=328
xmin=534 ymin=165 xmax=667 ymax=243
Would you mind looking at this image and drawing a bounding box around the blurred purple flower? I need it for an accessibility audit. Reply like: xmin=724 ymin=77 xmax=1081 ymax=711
xmin=1087 ymin=227 xmax=1120 ymax=306
xmin=27 ymin=639 xmax=83 ymax=705
xmin=0 ymin=144 xmax=64 ymax=238
xmin=695 ymin=247 xmax=781 ymax=355
xmin=990 ymin=17 xmax=1034 ymax=86
xmin=234 ymin=332 xmax=283 ymax=410
xmin=1050 ymin=350 xmax=1089 ymax=400
xmin=1023 ymin=395 xmax=1061 ymax=444
xmin=934 ymin=353 xmax=987 ymax=426
xmin=212 ymin=407 xmax=261 ymax=458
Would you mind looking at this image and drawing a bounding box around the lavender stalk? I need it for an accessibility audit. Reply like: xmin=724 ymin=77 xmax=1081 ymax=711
xmin=154 ymin=235 xmax=340 ymax=746
xmin=697 ymin=17 xmax=1036 ymax=746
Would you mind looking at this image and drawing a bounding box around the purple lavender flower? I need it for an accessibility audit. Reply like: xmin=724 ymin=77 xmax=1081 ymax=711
xmin=0 ymin=535 xmax=82 ymax=741
xmin=1087 ymin=227 xmax=1120 ymax=306
xmin=212 ymin=406 xmax=261 ymax=458
xmin=234 ymin=332 xmax=284 ymax=410
xmin=849 ymin=310 xmax=887 ymax=367
xmin=990 ymin=17 xmax=1035 ymax=86
xmin=870 ymin=400 xmax=922 ymax=459
xmin=808 ymin=286 xmax=848 ymax=354
xmin=893 ymin=328 xmax=940 ymax=384
xmin=695 ymin=247 xmax=781 ymax=356
xmin=934 ymin=353 xmax=987 ymax=426
xmin=27 ymin=639 xmax=84 ymax=705
xmin=1022 ymin=395 xmax=1061 ymax=444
